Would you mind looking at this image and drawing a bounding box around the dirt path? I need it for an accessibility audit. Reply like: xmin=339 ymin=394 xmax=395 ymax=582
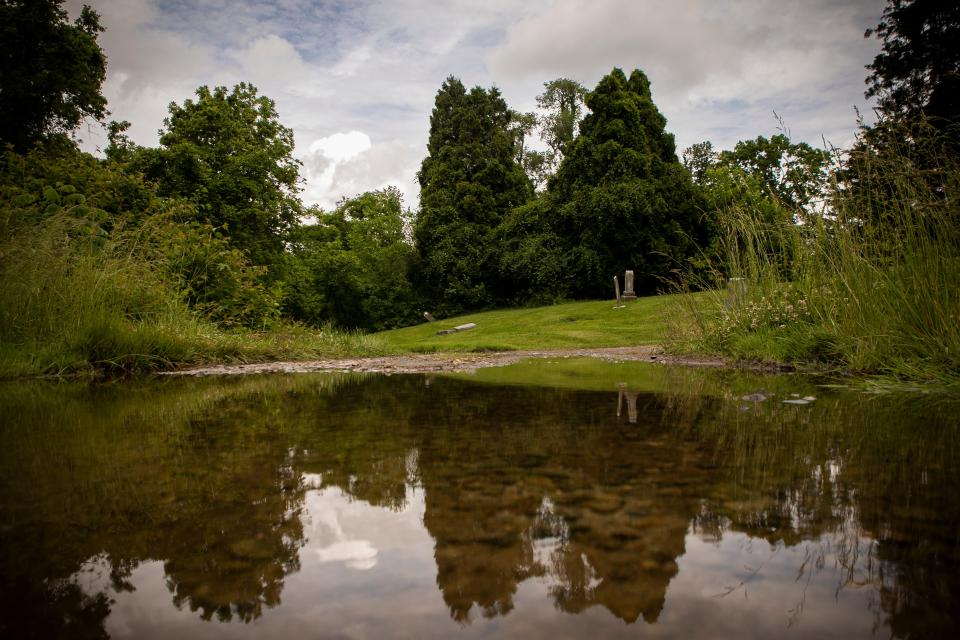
xmin=162 ymin=346 xmax=730 ymax=377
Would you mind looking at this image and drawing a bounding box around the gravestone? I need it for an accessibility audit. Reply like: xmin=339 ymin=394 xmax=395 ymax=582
xmin=622 ymin=270 xmax=637 ymax=301
xmin=725 ymin=278 xmax=747 ymax=308
xmin=616 ymin=383 xmax=639 ymax=423
xmin=613 ymin=276 xmax=625 ymax=308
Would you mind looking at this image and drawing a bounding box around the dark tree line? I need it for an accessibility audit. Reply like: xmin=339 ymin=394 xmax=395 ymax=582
xmin=416 ymin=68 xmax=708 ymax=313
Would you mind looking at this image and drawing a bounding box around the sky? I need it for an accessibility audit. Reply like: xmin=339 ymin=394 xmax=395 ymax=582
xmin=68 ymin=0 xmax=887 ymax=211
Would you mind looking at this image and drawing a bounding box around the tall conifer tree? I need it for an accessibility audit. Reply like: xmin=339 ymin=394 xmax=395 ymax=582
xmin=548 ymin=68 xmax=706 ymax=296
xmin=415 ymin=76 xmax=532 ymax=314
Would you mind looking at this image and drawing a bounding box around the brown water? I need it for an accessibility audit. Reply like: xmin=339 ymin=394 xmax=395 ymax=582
xmin=1 ymin=360 xmax=958 ymax=639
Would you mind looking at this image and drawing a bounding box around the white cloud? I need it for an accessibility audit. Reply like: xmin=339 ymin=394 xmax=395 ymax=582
xmin=309 ymin=131 xmax=372 ymax=163
xmin=70 ymin=0 xmax=885 ymax=207
xmin=489 ymin=0 xmax=885 ymax=151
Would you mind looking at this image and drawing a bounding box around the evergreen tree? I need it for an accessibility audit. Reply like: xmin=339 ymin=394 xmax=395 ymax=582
xmin=865 ymin=0 xmax=960 ymax=134
xmin=547 ymin=68 xmax=706 ymax=297
xmin=414 ymin=76 xmax=531 ymax=314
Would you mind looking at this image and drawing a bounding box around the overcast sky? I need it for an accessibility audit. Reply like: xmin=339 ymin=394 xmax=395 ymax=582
xmin=68 ymin=0 xmax=886 ymax=210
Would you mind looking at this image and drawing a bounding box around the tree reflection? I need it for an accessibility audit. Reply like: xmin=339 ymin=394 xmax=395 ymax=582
xmin=1 ymin=371 xmax=959 ymax=637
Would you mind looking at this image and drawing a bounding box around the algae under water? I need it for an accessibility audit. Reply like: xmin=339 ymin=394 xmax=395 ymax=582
xmin=1 ymin=360 xmax=958 ymax=639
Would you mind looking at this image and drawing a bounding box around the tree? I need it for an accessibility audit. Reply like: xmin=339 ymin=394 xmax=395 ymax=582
xmin=865 ymin=0 xmax=960 ymax=132
xmin=0 ymin=0 xmax=108 ymax=151
xmin=681 ymin=141 xmax=717 ymax=186
xmin=718 ymin=134 xmax=830 ymax=216
xmin=546 ymin=68 xmax=707 ymax=297
xmin=537 ymin=78 xmax=587 ymax=165
xmin=844 ymin=1 xmax=960 ymax=227
xmin=132 ymin=83 xmax=302 ymax=268
xmin=414 ymin=76 xmax=532 ymax=313
xmin=282 ymin=188 xmax=419 ymax=330
xmin=508 ymin=109 xmax=552 ymax=190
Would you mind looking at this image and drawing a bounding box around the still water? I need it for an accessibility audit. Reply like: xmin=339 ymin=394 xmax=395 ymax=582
xmin=1 ymin=360 xmax=958 ymax=639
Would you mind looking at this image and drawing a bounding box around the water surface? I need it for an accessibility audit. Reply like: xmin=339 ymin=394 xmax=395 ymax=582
xmin=1 ymin=361 xmax=958 ymax=638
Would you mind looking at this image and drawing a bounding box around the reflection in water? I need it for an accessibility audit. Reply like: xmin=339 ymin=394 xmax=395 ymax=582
xmin=1 ymin=365 xmax=959 ymax=638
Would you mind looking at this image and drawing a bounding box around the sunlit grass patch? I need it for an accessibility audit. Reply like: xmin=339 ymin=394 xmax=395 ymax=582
xmin=376 ymin=292 xmax=705 ymax=352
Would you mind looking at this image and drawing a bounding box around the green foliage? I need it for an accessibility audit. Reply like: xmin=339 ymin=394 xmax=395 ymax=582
xmin=282 ymin=188 xmax=419 ymax=330
xmin=681 ymin=133 xmax=829 ymax=281
xmin=546 ymin=68 xmax=707 ymax=297
xmin=669 ymin=127 xmax=960 ymax=380
xmin=717 ymin=134 xmax=830 ymax=215
xmin=415 ymin=76 xmax=532 ymax=314
xmin=0 ymin=144 xmax=278 ymax=328
xmin=0 ymin=0 xmax=107 ymax=151
xmin=854 ymin=1 xmax=960 ymax=202
xmin=865 ymin=0 xmax=960 ymax=136
xmin=508 ymin=110 xmax=551 ymax=190
xmin=0 ymin=143 xmax=319 ymax=375
xmin=681 ymin=141 xmax=717 ymax=186
xmin=494 ymin=197 xmax=568 ymax=306
xmin=145 ymin=213 xmax=279 ymax=327
xmin=132 ymin=83 xmax=302 ymax=267
xmin=0 ymin=180 xmax=199 ymax=374
xmin=536 ymin=78 xmax=587 ymax=162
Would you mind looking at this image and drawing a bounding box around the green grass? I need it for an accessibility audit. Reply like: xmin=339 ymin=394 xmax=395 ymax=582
xmin=668 ymin=123 xmax=960 ymax=383
xmin=376 ymin=292 xmax=703 ymax=353
xmin=0 ymin=209 xmax=388 ymax=378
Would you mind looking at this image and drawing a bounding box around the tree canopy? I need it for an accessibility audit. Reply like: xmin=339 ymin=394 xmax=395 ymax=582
xmin=132 ymin=83 xmax=302 ymax=267
xmin=282 ymin=188 xmax=419 ymax=330
xmin=865 ymin=0 xmax=960 ymax=131
xmin=537 ymin=78 xmax=588 ymax=163
xmin=717 ymin=134 xmax=829 ymax=215
xmin=0 ymin=0 xmax=107 ymax=151
xmin=546 ymin=68 xmax=706 ymax=297
xmin=414 ymin=76 xmax=532 ymax=313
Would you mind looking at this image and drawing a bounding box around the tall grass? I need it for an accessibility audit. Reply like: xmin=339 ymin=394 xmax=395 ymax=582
xmin=0 ymin=209 xmax=385 ymax=378
xmin=669 ymin=124 xmax=960 ymax=381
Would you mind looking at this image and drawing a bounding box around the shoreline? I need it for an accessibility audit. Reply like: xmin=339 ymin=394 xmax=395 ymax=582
xmin=160 ymin=345 xmax=800 ymax=377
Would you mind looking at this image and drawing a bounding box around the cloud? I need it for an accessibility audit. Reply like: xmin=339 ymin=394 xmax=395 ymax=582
xmin=489 ymin=0 xmax=885 ymax=150
xmin=301 ymin=137 xmax=420 ymax=211
xmin=70 ymin=0 xmax=885 ymax=208
xmin=309 ymin=131 xmax=372 ymax=163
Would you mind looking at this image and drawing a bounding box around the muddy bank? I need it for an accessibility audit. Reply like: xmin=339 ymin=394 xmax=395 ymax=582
xmin=162 ymin=346 xmax=737 ymax=377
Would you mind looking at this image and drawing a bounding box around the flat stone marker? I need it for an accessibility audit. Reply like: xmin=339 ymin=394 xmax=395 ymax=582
xmin=436 ymin=322 xmax=476 ymax=336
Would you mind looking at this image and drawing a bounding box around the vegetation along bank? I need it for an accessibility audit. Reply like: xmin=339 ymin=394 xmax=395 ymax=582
xmin=1 ymin=0 xmax=957 ymax=383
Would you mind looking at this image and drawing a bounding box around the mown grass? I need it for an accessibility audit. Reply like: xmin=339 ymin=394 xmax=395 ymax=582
xmin=376 ymin=292 xmax=702 ymax=353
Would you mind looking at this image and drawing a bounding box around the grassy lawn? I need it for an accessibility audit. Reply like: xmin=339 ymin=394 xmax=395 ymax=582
xmin=377 ymin=292 xmax=701 ymax=352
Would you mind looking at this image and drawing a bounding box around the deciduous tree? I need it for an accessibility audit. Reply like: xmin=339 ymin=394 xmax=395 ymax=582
xmin=0 ymin=0 xmax=107 ymax=151
xmin=132 ymin=83 xmax=302 ymax=268
xmin=865 ymin=0 xmax=960 ymax=132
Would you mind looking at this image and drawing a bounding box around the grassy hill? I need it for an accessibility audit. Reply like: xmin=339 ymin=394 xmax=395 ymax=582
xmin=377 ymin=292 xmax=698 ymax=352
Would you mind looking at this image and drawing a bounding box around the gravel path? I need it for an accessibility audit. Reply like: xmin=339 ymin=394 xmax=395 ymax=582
xmin=161 ymin=346 xmax=730 ymax=377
